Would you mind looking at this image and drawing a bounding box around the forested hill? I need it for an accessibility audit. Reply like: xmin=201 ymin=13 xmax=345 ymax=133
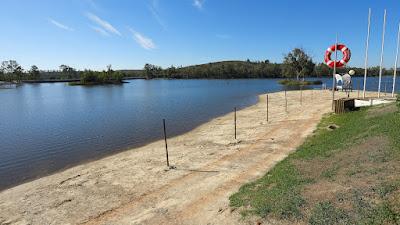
xmin=1 ymin=48 xmax=397 ymax=82
xmin=140 ymin=60 xmax=394 ymax=80
xmin=171 ymin=60 xmax=283 ymax=79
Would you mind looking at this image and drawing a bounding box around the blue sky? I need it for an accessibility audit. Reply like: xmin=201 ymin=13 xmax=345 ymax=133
xmin=0 ymin=0 xmax=400 ymax=71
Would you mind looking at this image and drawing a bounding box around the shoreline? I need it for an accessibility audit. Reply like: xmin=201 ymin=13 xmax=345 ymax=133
xmin=0 ymin=89 xmax=259 ymax=192
xmin=0 ymin=90 xmax=381 ymax=225
xmin=17 ymin=75 xmax=391 ymax=84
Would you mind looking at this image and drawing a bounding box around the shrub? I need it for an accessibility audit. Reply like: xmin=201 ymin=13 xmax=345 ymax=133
xmin=77 ymin=70 xmax=124 ymax=85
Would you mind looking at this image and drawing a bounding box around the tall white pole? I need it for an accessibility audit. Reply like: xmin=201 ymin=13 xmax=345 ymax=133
xmin=378 ymin=9 xmax=387 ymax=98
xmin=392 ymin=22 xmax=400 ymax=97
xmin=363 ymin=8 xmax=371 ymax=99
xmin=332 ymin=34 xmax=338 ymax=110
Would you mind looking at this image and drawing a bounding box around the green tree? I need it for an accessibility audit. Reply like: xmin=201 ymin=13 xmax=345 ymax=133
xmin=166 ymin=65 xmax=177 ymax=78
xmin=143 ymin=63 xmax=162 ymax=79
xmin=78 ymin=68 xmax=123 ymax=85
xmin=59 ymin=65 xmax=77 ymax=79
xmin=80 ymin=70 xmax=97 ymax=83
xmin=314 ymin=63 xmax=330 ymax=77
xmin=112 ymin=71 xmax=124 ymax=81
xmin=282 ymin=48 xmax=315 ymax=80
xmin=14 ymin=66 xmax=23 ymax=82
xmin=144 ymin=63 xmax=153 ymax=79
xmin=29 ymin=65 xmax=40 ymax=80
xmin=1 ymin=60 xmax=23 ymax=82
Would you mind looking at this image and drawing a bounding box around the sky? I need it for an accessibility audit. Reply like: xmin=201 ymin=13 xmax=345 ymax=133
xmin=0 ymin=0 xmax=400 ymax=71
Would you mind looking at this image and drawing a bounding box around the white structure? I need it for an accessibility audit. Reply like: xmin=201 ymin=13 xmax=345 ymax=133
xmin=363 ymin=8 xmax=371 ymax=98
xmin=335 ymin=74 xmax=343 ymax=90
xmin=378 ymin=9 xmax=387 ymax=98
xmin=392 ymin=22 xmax=400 ymax=97
xmin=335 ymin=73 xmax=352 ymax=91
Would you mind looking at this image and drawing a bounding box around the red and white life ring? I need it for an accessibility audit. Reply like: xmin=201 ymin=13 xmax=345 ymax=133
xmin=324 ymin=44 xmax=351 ymax=68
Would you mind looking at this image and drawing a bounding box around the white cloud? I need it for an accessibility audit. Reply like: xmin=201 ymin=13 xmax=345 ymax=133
xmin=90 ymin=26 xmax=110 ymax=36
xmin=86 ymin=12 xmax=121 ymax=36
xmin=148 ymin=0 xmax=167 ymax=30
xmin=129 ymin=28 xmax=156 ymax=50
xmin=48 ymin=18 xmax=74 ymax=31
xmin=193 ymin=0 xmax=204 ymax=10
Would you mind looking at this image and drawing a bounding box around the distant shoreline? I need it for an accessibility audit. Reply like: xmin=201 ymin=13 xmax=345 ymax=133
xmin=20 ymin=77 xmax=145 ymax=84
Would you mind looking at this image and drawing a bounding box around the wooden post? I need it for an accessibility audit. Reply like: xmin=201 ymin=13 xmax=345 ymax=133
xmin=284 ymin=90 xmax=288 ymax=112
xmin=163 ymin=119 xmax=169 ymax=167
xmin=384 ymin=79 xmax=387 ymax=97
xmin=311 ymin=89 xmax=313 ymax=101
xmin=266 ymin=95 xmax=269 ymax=122
xmin=234 ymin=107 xmax=237 ymax=139
xmin=300 ymin=86 xmax=303 ymax=105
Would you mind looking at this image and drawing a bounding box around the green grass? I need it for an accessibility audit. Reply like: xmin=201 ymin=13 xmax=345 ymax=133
xmin=374 ymin=180 xmax=400 ymax=198
xmin=320 ymin=165 xmax=339 ymax=180
xmin=309 ymin=202 xmax=350 ymax=225
xmin=230 ymin=160 xmax=309 ymax=219
xmin=230 ymin=101 xmax=400 ymax=223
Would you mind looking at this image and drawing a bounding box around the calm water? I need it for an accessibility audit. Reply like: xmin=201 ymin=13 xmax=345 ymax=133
xmin=0 ymin=77 xmax=398 ymax=190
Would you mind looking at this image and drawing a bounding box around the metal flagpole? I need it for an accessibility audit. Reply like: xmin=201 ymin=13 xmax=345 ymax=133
xmin=363 ymin=8 xmax=371 ymax=99
xmin=392 ymin=22 xmax=400 ymax=97
xmin=332 ymin=34 xmax=338 ymax=110
xmin=378 ymin=9 xmax=387 ymax=98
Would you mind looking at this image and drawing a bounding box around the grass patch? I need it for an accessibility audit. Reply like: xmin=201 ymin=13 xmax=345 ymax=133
xmin=230 ymin=160 xmax=310 ymax=219
xmin=230 ymin=103 xmax=400 ymax=224
xmin=374 ymin=180 xmax=400 ymax=198
xmin=320 ymin=165 xmax=339 ymax=180
xmin=309 ymin=202 xmax=350 ymax=225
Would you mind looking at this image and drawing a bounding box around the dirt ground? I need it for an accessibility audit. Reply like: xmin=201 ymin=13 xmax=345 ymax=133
xmin=0 ymin=90 xmax=379 ymax=225
xmin=298 ymin=136 xmax=395 ymax=212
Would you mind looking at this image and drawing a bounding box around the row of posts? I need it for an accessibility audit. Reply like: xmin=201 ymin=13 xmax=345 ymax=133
xmin=161 ymin=89 xmax=304 ymax=168
xmin=162 ymin=84 xmax=386 ymax=168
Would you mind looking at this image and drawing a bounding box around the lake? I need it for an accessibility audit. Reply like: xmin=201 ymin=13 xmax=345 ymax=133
xmin=0 ymin=77 xmax=398 ymax=190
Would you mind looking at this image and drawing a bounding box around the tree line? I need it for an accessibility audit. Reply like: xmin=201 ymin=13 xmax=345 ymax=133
xmin=0 ymin=61 xmax=80 ymax=82
xmin=0 ymin=61 xmax=124 ymax=84
xmin=142 ymin=48 xmax=397 ymax=79
xmin=1 ymin=48 xmax=397 ymax=82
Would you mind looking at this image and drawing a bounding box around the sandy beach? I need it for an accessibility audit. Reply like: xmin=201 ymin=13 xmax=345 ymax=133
xmin=0 ymin=90 xmax=380 ymax=225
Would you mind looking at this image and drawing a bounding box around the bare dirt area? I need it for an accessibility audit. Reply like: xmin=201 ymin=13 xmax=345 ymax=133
xmin=365 ymin=102 xmax=398 ymax=118
xmin=0 ymin=90 xmax=375 ymax=225
xmin=296 ymin=134 xmax=400 ymax=224
xmin=299 ymin=136 xmax=394 ymax=205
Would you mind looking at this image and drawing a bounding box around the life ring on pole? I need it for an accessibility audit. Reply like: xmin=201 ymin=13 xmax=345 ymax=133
xmin=324 ymin=44 xmax=351 ymax=68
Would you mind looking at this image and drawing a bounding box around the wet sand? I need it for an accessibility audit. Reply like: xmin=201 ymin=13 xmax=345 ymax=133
xmin=0 ymin=90 xmax=379 ymax=225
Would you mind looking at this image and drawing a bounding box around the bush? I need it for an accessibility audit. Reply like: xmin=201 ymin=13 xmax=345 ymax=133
xmin=73 ymin=70 xmax=124 ymax=85
xmin=81 ymin=70 xmax=98 ymax=83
